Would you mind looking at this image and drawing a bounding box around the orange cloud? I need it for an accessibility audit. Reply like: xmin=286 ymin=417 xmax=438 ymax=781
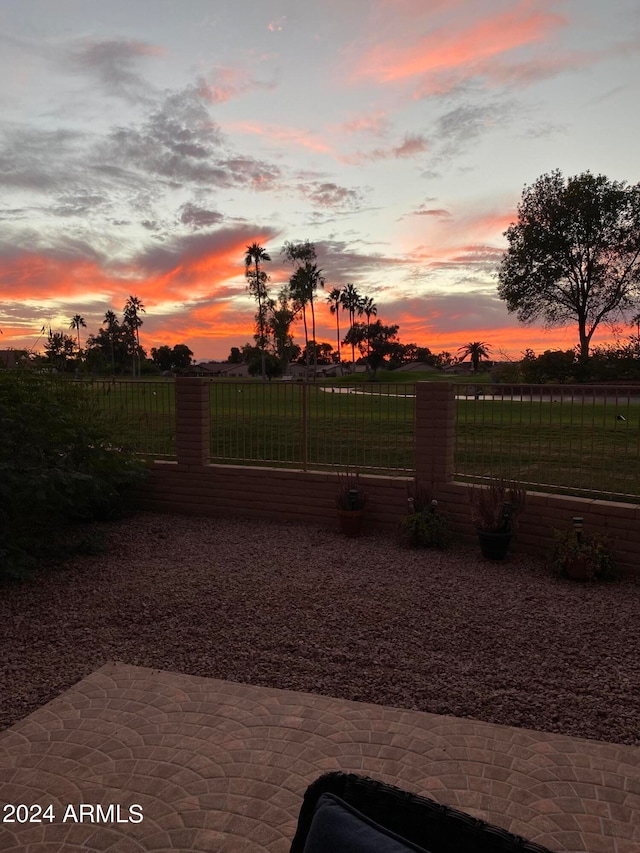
xmin=354 ymin=1 xmax=566 ymax=91
xmin=0 ymin=228 xmax=280 ymax=357
xmin=228 ymin=121 xmax=333 ymax=154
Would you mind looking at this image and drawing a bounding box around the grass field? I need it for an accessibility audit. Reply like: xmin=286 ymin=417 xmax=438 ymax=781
xmin=83 ymin=377 xmax=640 ymax=501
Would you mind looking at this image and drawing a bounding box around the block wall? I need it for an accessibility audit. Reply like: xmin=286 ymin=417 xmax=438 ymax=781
xmin=134 ymin=379 xmax=640 ymax=573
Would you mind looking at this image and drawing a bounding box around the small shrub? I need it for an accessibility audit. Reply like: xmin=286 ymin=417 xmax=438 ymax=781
xmin=399 ymin=507 xmax=452 ymax=549
xmin=549 ymin=528 xmax=616 ymax=581
xmin=400 ymin=480 xmax=452 ymax=548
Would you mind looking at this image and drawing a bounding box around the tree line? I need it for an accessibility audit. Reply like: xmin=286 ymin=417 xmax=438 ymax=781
xmin=242 ymin=239 xmax=460 ymax=379
xmin=34 ymin=297 xmax=194 ymax=376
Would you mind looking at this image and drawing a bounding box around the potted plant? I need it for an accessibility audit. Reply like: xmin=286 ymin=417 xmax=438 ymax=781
xmin=399 ymin=480 xmax=452 ymax=549
xmin=550 ymin=518 xmax=615 ymax=581
xmin=469 ymin=477 xmax=526 ymax=560
xmin=336 ymin=472 xmax=368 ymax=537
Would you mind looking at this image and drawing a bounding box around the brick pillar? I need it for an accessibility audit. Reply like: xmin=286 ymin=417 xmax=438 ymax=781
xmin=175 ymin=378 xmax=210 ymax=467
xmin=415 ymin=382 xmax=455 ymax=487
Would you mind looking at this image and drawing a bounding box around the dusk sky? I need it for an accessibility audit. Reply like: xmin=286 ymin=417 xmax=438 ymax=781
xmin=2 ymin=0 xmax=639 ymax=362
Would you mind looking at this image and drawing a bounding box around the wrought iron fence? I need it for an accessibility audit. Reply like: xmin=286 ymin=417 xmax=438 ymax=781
xmin=454 ymin=384 xmax=640 ymax=501
xmin=83 ymin=379 xmax=176 ymax=458
xmin=208 ymin=381 xmax=415 ymax=474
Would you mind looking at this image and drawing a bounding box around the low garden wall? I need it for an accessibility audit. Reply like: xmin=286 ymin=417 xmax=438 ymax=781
xmin=135 ymin=379 xmax=640 ymax=573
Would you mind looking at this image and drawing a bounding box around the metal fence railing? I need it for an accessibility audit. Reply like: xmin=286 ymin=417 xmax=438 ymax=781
xmin=209 ymin=381 xmax=415 ymax=474
xmin=84 ymin=379 xmax=176 ymax=458
xmin=454 ymin=384 xmax=640 ymax=502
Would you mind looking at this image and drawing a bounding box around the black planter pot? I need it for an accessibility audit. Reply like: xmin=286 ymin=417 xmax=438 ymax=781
xmin=477 ymin=529 xmax=512 ymax=560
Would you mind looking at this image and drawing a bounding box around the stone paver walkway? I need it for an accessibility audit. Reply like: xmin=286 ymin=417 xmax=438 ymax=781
xmin=1 ymin=663 xmax=639 ymax=852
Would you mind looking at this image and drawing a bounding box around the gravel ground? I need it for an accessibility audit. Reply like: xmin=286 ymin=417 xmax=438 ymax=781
xmin=2 ymin=512 xmax=640 ymax=745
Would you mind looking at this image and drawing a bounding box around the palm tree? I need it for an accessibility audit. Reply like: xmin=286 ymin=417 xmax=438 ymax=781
xmin=360 ymin=296 xmax=378 ymax=357
xmin=103 ymin=310 xmax=120 ymax=375
xmin=340 ymin=284 xmax=363 ymax=370
xmin=326 ymin=287 xmax=342 ymax=366
xmin=457 ymin=341 xmax=491 ymax=373
xmin=69 ymin=314 xmax=86 ymax=353
xmin=245 ymin=243 xmax=271 ymax=381
xmin=123 ymin=295 xmax=145 ymax=377
xmin=296 ymin=262 xmax=324 ymax=378
xmin=289 ymin=263 xmax=317 ymax=375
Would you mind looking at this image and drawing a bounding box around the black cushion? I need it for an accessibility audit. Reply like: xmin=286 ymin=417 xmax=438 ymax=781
xmin=302 ymin=793 xmax=431 ymax=853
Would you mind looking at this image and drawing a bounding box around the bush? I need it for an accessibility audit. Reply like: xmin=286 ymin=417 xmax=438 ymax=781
xmin=0 ymin=372 xmax=148 ymax=580
xmin=399 ymin=508 xmax=452 ymax=549
xmin=400 ymin=480 xmax=452 ymax=548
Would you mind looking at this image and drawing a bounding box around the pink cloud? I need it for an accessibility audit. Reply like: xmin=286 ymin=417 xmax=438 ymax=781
xmin=353 ymin=1 xmax=568 ymax=94
xmin=333 ymin=111 xmax=390 ymax=136
xmin=228 ymin=121 xmax=333 ymax=154
xmin=342 ymin=133 xmax=429 ymax=164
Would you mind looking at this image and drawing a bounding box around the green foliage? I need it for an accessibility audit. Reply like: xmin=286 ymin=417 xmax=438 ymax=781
xmin=0 ymin=373 xmax=148 ymax=581
xmin=490 ymin=361 xmax=523 ymax=384
xmin=400 ymin=480 xmax=452 ymax=548
xmin=520 ymin=349 xmax=576 ymax=383
xmin=150 ymin=343 xmax=194 ymax=372
xmin=399 ymin=508 xmax=452 ymax=549
xmin=549 ymin=528 xmax=616 ymax=581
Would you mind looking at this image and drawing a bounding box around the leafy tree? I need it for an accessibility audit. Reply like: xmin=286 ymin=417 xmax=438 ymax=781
xmin=228 ymin=346 xmax=243 ymax=364
xmin=241 ymin=343 xmax=282 ymax=379
xmin=170 ymin=344 xmax=194 ymax=370
xmin=44 ymin=329 xmax=77 ymax=372
xmin=267 ymin=288 xmax=299 ymax=374
xmin=296 ymin=341 xmax=333 ymax=366
xmin=69 ymin=314 xmax=86 ymax=353
xmin=123 ymin=295 xmax=145 ymax=377
xmin=457 ymin=341 xmax=490 ymax=373
xmin=245 ymin=243 xmax=271 ymax=381
xmin=497 ymin=170 xmax=640 ymax=360
xmin=339 ymin=283 xmax=363 ymax=369
xmin=520 ymin=349 xmax=576 ymax=383
xmin=150 ymin=345 xmax=173 ymax=372
xmin=85 ymin=311 xmax=129 ymax=375
xmin=150 ymin=344 xmax=193 ymax=372
xmin=343 ymin=320 xmax=399 ymax=377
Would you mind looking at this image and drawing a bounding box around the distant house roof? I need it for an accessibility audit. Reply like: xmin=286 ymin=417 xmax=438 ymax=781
xmin=394 ymin=361 xmax=440 ymax=373
xmin=0 ymin=350 xmax=28 ymax=368
xmin=196 ymin=361 xmax=250 ymax=377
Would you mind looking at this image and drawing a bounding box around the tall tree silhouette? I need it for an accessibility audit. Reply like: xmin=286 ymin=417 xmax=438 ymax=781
xmin=245 ymin=243 xmax=271 ymax=381
xmin=290 ymin=262 xmax=324 ymax=378
xmin=69 ymin=314 xmax=86 ymax=353
xmin=123 ymin=295 xmax=145 ymax=377
xmin=360 ymin=296 xmax=378 ymax=356
xmin=340 ymin=283 xmax=363 ymax=369
xmin=326 ymin=287 xmax=342 ymax=365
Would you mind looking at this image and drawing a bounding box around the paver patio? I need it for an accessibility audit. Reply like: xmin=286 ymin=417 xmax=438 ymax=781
xmin=1 ymin=662 xmax=639 ymax=852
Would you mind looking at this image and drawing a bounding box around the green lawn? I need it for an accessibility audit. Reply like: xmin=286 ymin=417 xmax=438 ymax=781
xmin=81 ymin=378 xmax=640 ymax=500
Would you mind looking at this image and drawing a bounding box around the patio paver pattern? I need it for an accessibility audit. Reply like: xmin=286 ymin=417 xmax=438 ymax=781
xmin=1 ymin=663 xmax=639 ymax=853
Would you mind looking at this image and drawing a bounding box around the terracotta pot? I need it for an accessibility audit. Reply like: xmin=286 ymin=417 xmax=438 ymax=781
xmin=565 ymin=556 xmax=589 ymax=581
xmin=338 ymin=510 xmax=364 ymax=537
xmin=477 ymin=529 xmax=512 ymax=560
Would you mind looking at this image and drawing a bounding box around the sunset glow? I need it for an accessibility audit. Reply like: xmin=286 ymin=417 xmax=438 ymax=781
xmin=1 ymin=1 xmax=639 ymax=362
